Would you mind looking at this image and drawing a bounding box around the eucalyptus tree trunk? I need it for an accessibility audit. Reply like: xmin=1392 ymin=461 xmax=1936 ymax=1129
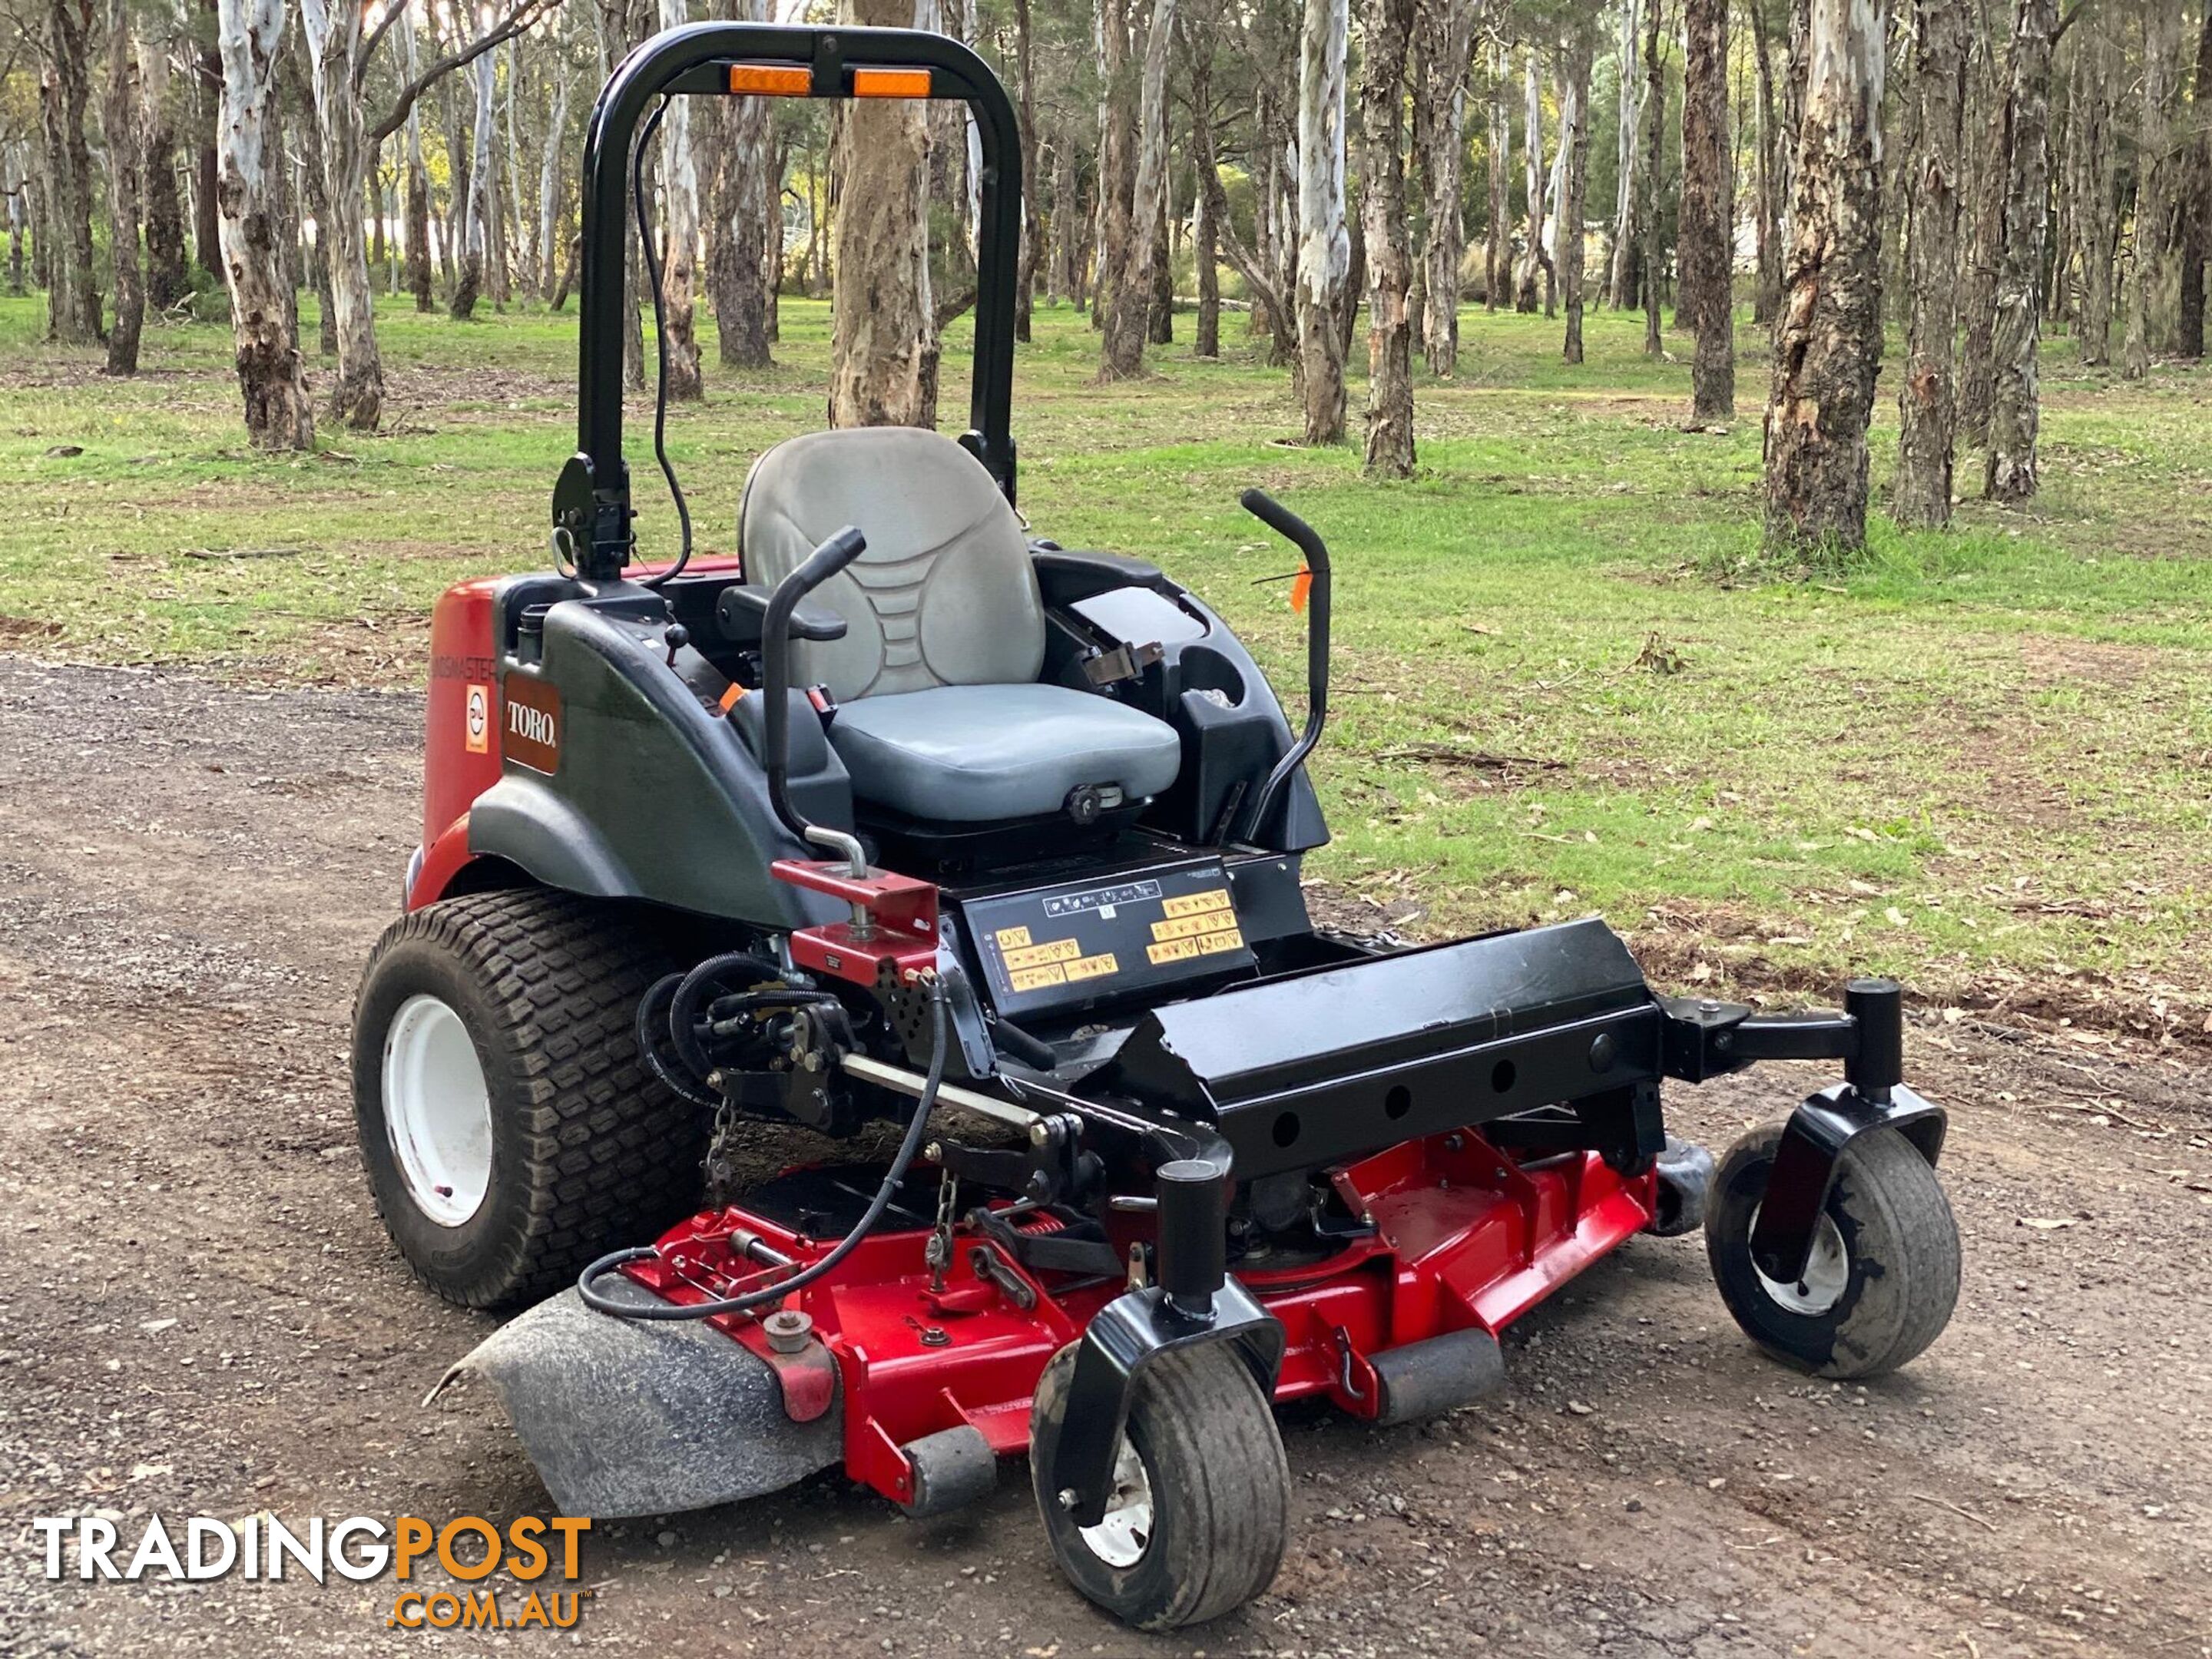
xmin=2124 ymin=0 xmax=2180 ymax=377
xmin=41 ymin=0 xmax=102 ymax=344
xmin=1013 ymin=0 xmax=1040 ymax=339
xmin=1763 ymin=0 xmax=1886 ymax=557
xmin=1102 ymin=0 xmax=1179 ymax=379
xmin=144 ymin=35 xmax=190 ymax=310
xmin=831 ymin=0 xmax=937 ymax=426
xmin=1515 ymin=50 xmax=1547 ymax=311
xmin=5 ymin=147 xmax=26 ymax=295
xmin=710 ymin=0 xmax=775 ymax=367
xmin=402 ymin=0 xmax=433 ymax=313
xmin=1187 ymin=14 xmax=1222 ymax=357
xmin=1093 ymin=0 xmax=1131 ymax=343
xmin=1748 ymin=0 xmax=1782 ymax=323
xmin=537 ymin=57 xmax=571 ymax=305
xmin=452 ymin=52 xmax=496 ymax=320
xmin=1893 ymin=0 xmax=1967 ymax=528
xmin=1641 ymin=0 xmax=1668 ymax=354
xmin=102 ymin=0 xmax=146 ymax=375
xmin=1296 ymin=0 xmax=1350 ymax=443
xmin=1606 ymin=0 xmax=1643 ymax=308
xmin=1558 ymin=35 xmax=1593 ymax=363
xmin=1985 ymin=0 xmax=2058 ymax=503
xmin=1412 ymin=0 xmax=1473 ymax=372
xmin=1679 ymin=0 xmax=1734 ymax=419
xmin=2177 ymin=4 xmax=2212 ymax=357
xmin=2064 ymin=26 xmax=2119 ymax=369
xmin=655 ymin=0 xmax=704 ymax=399
xmin=1485 ymin=43 xmax=1510 ymax=309
xmin=194 ymin=0 xmax=222 ymax=278
xmin=214 ymin=0 xmax=313 ymax=449
xmin=300 ymin=0 xmax=385 ymax=426
xmin=1360 ymin=0 xmax=1416 ymax=475
xmin=1957 ymin=51 xmax=2006 ymax=442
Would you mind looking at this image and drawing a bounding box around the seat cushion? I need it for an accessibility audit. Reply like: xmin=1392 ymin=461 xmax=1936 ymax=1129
xmin=829 ymin=684 xmax=1182 ymax=823
xmin=740 ymin=429 xmax=1045 ymax=700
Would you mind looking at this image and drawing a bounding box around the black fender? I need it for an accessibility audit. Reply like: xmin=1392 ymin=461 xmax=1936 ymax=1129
xmin=1748 ymin=1081 xmax=1947 ymax=1283
xmin=472 ymin=590 xmax=849 ymax=928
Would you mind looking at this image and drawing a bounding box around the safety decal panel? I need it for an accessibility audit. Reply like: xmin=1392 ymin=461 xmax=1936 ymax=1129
xmin=958 ymin=859 xmax=1256 ymax=1020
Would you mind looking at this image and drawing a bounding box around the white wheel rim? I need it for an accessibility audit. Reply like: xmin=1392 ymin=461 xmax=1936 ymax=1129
xmin=382 ymin=994 xmax=493 ymax=1227
xmin=1753 ymin=1207 xmax=1850 ymax=1317
xmin=1075 ymin=1437 xmax=1155 ymax=1569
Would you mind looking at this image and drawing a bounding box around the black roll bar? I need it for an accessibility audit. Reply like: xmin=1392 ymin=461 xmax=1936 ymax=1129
xmin=551 ymin=23 xmax=1024 ymax=583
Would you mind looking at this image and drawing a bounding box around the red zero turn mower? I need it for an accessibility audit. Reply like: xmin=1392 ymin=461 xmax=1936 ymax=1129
xmin=356 ymin=23 xmax=1962 ymax=1631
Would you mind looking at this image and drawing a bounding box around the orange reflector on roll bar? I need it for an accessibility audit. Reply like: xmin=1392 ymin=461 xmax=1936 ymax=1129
xmin=852 ymin=67 xmax=932 ymax=98
xmin=727 ymin=63 xmax=812 ymax=95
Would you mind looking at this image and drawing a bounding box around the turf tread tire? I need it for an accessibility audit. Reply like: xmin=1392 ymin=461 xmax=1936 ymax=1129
xmin=1705 ymin=1122 xmax=1960 ymax=1379
xmin=1030 ymin=1341 xmax=1290 ymax=1631
xmin=352 ymin=889 xmax=706 ymax=1310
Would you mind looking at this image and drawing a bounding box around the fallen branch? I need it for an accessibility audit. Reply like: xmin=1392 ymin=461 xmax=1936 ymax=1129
xmin=1908 ymin=1492 xmax=1998 ymax=1533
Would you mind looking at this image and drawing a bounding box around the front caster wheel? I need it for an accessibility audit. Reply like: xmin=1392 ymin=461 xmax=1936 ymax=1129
xmin=1706 ymin=1123 xmax=1960 ymax=1379
xmin=1029 ymin=1343 xmax=1289 ymax=1631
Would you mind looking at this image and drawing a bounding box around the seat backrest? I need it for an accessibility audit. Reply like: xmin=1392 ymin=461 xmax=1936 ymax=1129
xmin=738 ymin=428 xmax=1045 ymax=700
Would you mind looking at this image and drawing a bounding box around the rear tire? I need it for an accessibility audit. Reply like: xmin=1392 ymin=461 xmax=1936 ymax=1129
xmin=1705 ymin=1122 xmax=1959 ymax=1379
xmin=1029 ymin=1342 xmax=1289 ymax=1631
xmin=351 ymin=889 xmax=707 ymax=1310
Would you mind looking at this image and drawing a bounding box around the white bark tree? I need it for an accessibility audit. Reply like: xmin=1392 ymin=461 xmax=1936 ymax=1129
xmin=452 ymin=46 xmax=497 ymax=318
xmin=1763 ymin=0 xmax=1888 ymax=555
xmin=1101 ymin=0 xmax=1178 ymax=378
xmin=300 ymin=0 xmax=385 ymax=426
xmin=1609 ymin=0 xmax=1645 ymax=306
xmin=830 ymin=0 xmax=937 ymax=426
xmin=214 ymin=0 xmax=314 ymax=448
xmin=1296 ymin=0 xmax=1349 ymax=443
xmin=1515 ymin=49 xmax=1548 ymax=310
xmin=655 ymin=0 xmax=704 ymax=398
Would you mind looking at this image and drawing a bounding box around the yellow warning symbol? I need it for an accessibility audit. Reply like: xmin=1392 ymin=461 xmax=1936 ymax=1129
xmin=1195 ymin=927 xmax=1245 ymax=955
xmin=995 ymin=925 xmax=1032 ymax=950
xmin=1147 ymin=937 xmax=1201 ymax=965
xmin=1008 ymin=962 xmax=1068 ymax=992
xmin=1151 ymin=912 xmax=1243 ymax=942
xmin=1159 ymin=888 xmax=1232 ymax=919
xmin=1062 ymin=952 xmax=1120 ymax=983
xmin=1005 ymin=937 xmax=1081 ymax=971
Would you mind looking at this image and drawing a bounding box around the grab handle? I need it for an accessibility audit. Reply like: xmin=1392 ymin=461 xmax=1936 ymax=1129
xmin=1236 ymin=489 xmax=1331 ymax=843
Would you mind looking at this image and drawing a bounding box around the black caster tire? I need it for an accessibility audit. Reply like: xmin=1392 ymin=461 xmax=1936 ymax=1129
xmin=1705 ymin=1122 xmax=1960 ymax=1379
xmin=1029 ymin=1341 xmax=1289 ymax=1631
xmin=351 ymin=889 xmax=706 ymax=1310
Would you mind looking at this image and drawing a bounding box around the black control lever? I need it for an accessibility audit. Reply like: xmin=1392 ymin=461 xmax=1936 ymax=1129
xmin=761 ymin=526 xmax=867 ymax=865
xmin=1237 ymin=488 xmax=1332 ymax=843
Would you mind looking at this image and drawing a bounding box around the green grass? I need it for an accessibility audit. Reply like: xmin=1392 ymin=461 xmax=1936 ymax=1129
xmin=5 ymin=290 xmax=2209 ymax=1031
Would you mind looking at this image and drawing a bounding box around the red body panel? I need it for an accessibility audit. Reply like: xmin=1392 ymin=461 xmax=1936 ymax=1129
xmin=418 ymin=578 xmax=505 ymax=909
xmin=623 ymin=1129 xmax=1658 ymax=1509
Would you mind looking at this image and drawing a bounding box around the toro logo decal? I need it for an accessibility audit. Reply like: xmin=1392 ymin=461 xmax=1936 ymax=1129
xmin=500 ymin=674 xmax=562 ymax=775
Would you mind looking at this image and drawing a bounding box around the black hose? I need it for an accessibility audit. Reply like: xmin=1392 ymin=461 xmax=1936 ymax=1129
xmin=634 ymin=972 xmax=722 ymax=1110
xmin=579 ymin=981 xmax=952 ymax=1321
xmin=667 ymin=951 xmax=786 ymax=1081
xmin=630 ymin=96 xmax=693 ymax=591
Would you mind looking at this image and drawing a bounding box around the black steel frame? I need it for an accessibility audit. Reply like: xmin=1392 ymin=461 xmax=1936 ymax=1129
xmin=552 ymin=23 xmax=1025 ymax=583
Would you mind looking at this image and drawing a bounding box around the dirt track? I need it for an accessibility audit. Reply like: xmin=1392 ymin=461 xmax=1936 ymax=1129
xmin=0 ymin=654 xmax=2207 ymax=1658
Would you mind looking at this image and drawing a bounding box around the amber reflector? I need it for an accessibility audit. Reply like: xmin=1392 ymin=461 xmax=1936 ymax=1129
xmin=727 ymin=63 xmax=811 ymax=95
xmin=853 ymin=67 xmax=932 ymax=98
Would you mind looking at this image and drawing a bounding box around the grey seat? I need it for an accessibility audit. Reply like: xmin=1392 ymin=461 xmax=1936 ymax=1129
xmin=740 ymin=429 xmax=1181 ymax=823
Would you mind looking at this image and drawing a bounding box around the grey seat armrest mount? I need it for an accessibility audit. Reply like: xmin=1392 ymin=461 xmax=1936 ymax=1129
xmin=716 ymin=583 xmax=850 ymax=647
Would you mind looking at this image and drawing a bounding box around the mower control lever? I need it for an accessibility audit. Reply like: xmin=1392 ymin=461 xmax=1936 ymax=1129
xmin=1236 ymin=489 xmax=1331 ymax=843
xmin=761 ymin=525 xmax=868 ymax=867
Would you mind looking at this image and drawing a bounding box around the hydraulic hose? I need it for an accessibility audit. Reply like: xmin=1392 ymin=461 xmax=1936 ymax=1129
xmin=578 ymin=979 xmax=950 ymax=1321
